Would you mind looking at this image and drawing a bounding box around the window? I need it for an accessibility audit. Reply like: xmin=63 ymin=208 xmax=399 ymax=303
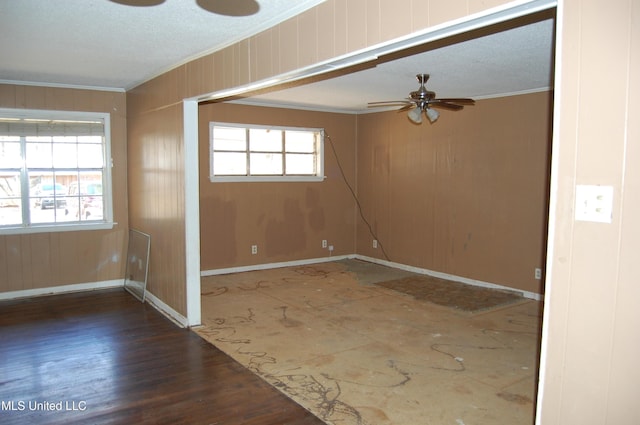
xmin=0 ymin=108 xmax=113 ymax=234
xmin=210 ymin=122 xmax=324 ymax=182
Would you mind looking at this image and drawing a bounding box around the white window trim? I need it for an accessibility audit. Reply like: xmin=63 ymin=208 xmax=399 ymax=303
xmin=0 ymin=108 xmax=115 ymax=235
xmin=209 ymin=122 xmax=325 ymax=183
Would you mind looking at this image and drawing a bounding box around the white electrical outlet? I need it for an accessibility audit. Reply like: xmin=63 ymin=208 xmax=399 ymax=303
xmin=322 ymin=240 xmax=327 ymax=248
xmin=373 ymin=240 xmax=378 ymax=249
xmin=535 ymin=268 xmax=542 ymax=280
xmin=251 ymin=245 xmax=258 ymax=255
xmin=328 ymin=245 xmax=334 ymax=253
xmin=575 ymin=185 xmax=614 ymax=223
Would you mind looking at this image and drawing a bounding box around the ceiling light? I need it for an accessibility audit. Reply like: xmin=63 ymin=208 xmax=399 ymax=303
xmin=407 ymin=106 xmax=423 ymax=124
xmin=425 ymin=107 xmax=439 ymax=123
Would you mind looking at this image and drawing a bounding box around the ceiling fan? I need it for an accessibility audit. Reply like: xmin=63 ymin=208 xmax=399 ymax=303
xmin=109 ymin=0 xmax=260 ymax=16
xmin=368 ymin=74 xmax=475 ymax=124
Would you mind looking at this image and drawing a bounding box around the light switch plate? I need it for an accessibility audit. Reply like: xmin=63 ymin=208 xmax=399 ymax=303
xmin=575 ymin=185 xmax=613 ymax=223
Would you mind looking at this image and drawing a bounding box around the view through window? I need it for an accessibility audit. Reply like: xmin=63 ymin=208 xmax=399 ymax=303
xmin=0 ymin=109 xmax=112 ymax=233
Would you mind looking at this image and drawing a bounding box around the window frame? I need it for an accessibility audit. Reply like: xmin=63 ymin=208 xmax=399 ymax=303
xmin=209 ymin=122 xmax=325 ymax=183
xmin=0 ymin=108 xmax=114 ymax=235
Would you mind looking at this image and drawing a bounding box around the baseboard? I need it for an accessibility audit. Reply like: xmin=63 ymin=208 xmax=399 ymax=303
xmin=200 ymin=254 xmax=354 ymax=276
xmin=0 ymin=279 xmax=190 ymax=328
xmin=0 ymin=279 xmax=124 ymax=301
xmin=200 ymin=254 xmax=541 ymax=301
xmin=355 ymin=254 xmax=543 ymax=301
xmin=143 ymin=290 xmax=189 ymax=328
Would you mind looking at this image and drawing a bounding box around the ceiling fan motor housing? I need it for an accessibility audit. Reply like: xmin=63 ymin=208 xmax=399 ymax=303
xmin=411 ymin=74 xmax=436 ymax=108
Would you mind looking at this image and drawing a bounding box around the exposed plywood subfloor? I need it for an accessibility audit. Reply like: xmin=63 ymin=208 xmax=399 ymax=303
xmin=196 ymin=259 xmax=542 ymax=425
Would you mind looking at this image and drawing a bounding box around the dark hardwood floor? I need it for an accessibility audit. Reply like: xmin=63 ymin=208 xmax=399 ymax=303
xmin=0 ymin=289 xmax=325 ymax=425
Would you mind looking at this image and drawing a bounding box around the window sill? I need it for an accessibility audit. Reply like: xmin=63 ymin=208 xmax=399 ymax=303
xmin=0 ymin=221 xmax=116 ymax=235
xmin=210 ymin=175 xmax=325 ymax=183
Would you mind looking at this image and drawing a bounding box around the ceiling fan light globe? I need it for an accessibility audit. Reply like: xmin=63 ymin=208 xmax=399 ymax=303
xmin=408 ymin=107 xmax=423 ymax=124
xmin=426 ymin=107 xmax=439 ymax=123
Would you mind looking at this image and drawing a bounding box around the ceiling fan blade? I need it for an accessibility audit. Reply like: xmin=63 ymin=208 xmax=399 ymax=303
xmin=435 ymin=98 xmax=475 ymax=105
xmin=368 ymin=100 xmax=412 ymax=105
xmin=429 ymin=102 xmax=464 ymax=111
xmin=196 ymin=0 xmax=260 ymax=16
xmin=367 ymin=100 xmax=413 ymax=108
xmin=397 ymin=104 xmax=416 ymax=112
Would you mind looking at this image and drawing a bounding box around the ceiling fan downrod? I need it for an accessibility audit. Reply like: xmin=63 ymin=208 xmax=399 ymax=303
xmin=411 ymin=74 xmax=436 ymax=103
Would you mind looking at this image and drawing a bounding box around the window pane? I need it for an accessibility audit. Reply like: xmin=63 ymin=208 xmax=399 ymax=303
xmin=213 ymin=127 xmax=246 ymax=151
xmin=78 ymin=143 xmax=104 ymax=167
xmin=213 ymin=152 xmax=246 ymax=175
xmin=0 ymin=172 xmax=22 ymax=226
xmin=67 ymin=176 xmax=103 ymax=221
xmin=0 ymin=199 xmax=22 ymax=226
xmin=249 ymin=129 xmax=282 ymax=152
xmin=28 ymin=174 xmax=69 ymax=223
xmin=26 ymin=141 xmax=53 ymax=168
xmin=250 ymin=153 xmax=282 ymax=175
xmin=286 ymin=153 xmax=316 ymax=175
xmin=285 ymin=131 xmax=316 ymax=153
xmin=0 ymin=138 xmax=21 ymax=168
xmin=52 ymin=140 xmax=78 ymax=168
xmin=30 ymin=205 xmax=69 ymax=224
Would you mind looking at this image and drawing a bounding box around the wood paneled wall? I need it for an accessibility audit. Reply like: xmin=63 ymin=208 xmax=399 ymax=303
xmin=0 ymin=84 xmax=128 ymax=292
xmin=537 ymin=0 xmax=640 ymax=423
xmin=357 ymin=92 xmax=552 ymax=294
xmin=126 ymin=103 xmax=186 ymax=312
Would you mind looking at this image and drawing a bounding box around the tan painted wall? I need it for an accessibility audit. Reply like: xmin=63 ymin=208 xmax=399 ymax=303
xmin=536 ymin=0 xmax=640 ymax=423
xmin=126 ymin=0 xmax=516 ymax=315
xmin=198 ymin=103 xmax=356 ymax=270
xmin=0 ymin=84 xmax=128 ymax=292
xmin=357 ymin=92 xmax=552 ymax=294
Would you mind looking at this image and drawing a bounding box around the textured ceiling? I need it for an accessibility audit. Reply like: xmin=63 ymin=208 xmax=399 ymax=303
xmin=0 ymin=0 xmax=326 ymax=90
xmin=0 ymin=0 xmax=555 ymax=113
xmin=238 ymin=14 xmax=556 ymax=113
